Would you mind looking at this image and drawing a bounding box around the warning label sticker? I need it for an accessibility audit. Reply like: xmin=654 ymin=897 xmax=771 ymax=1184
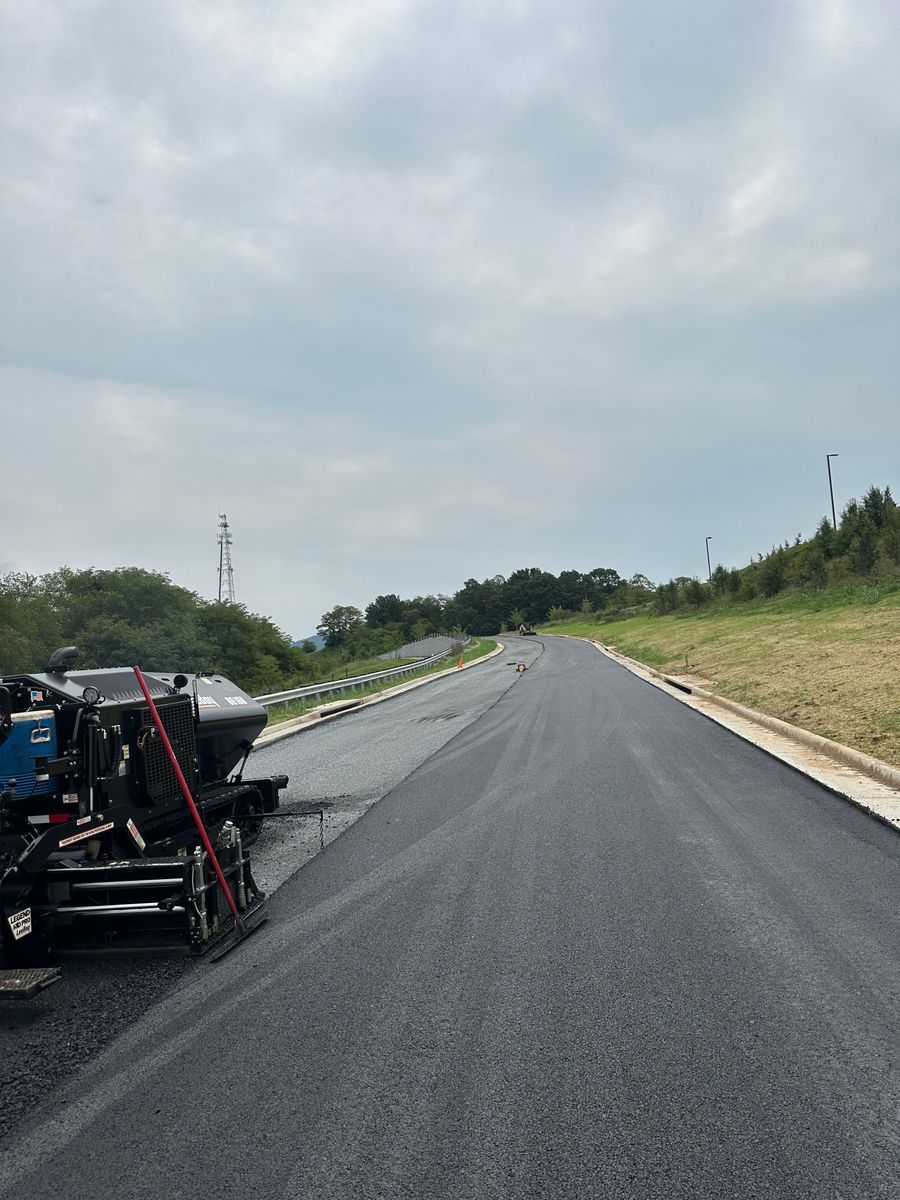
xmin=59 ymin=821 xmax=114 ymax=848
xmin=127 ymin=818 xmax=146 ymax=851
xmin=8 ymin=908 xmax=32 ymax=941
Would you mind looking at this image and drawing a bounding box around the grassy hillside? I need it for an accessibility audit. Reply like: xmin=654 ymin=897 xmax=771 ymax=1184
xmin=540 ymin=586 xmax=900 ymax=769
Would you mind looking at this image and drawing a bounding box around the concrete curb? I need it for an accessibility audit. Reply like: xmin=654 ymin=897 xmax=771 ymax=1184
xmin=254 ymin=641 xmax=506 ymax=750
xmin=567 ymin=635 xmax=900 ymax=832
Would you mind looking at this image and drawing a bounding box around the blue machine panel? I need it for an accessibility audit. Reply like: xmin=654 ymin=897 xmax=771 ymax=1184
xmin=0 ymin=710 xmax=59 ymax=798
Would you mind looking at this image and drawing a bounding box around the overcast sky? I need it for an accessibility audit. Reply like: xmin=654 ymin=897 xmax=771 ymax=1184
xmin=2 ymin=1 xmax=898 ymax=638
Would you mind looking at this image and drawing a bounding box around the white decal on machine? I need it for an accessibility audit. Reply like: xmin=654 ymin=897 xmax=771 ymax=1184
xmin=59 ymin=821 xmax=114 ymax=848
xmin=8 ymin=908 xmax=32 ymax=940
xmin=127 ymin=819 xmax=146 ymax=851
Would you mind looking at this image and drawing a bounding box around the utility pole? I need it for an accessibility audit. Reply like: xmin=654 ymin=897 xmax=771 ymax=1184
xmin=826 ymin=453 xmax=839 ymax=529
xmin=705 ymin=536 xmax=713 ymax=582
xmin=217 ymin=513 xmax=236 ymax=603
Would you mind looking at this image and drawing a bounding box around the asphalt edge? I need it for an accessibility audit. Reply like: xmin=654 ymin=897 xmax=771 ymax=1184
xmin=557 ymin=634 xmax=900 ymax=834
xmin=254 ymin=641 xmax=506 ymax=750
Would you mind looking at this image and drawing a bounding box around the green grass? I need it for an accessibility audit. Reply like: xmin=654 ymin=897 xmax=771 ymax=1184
xmin=266 ymin=639 xmax=497 ymax=725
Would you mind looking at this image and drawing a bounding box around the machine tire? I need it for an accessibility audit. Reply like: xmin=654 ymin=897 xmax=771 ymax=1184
xmin=232 ymin=791 xmax=264 ymax=847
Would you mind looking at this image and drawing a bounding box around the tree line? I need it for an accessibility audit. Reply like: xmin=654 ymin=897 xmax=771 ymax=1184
xmin=0 ymin=567 xmax=311 ymax=695
xmin=316 ymin=567 xmax=656 ymax=652
xmin=652 ymin=484 xmax=900 ymax=613
xmin=4 ymin=484 xmax=896 ymax=693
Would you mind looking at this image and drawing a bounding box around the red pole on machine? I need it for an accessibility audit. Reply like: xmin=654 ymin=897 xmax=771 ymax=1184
xmin=132 ymin=665 xmax=244 ymax=930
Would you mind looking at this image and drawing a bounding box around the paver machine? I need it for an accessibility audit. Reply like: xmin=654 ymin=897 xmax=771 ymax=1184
xmin=0 ymin=648 xmax=287 ymax=996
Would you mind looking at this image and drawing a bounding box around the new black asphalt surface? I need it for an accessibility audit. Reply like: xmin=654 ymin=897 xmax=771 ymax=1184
xmin=1 ymin=636 xmax=897 ymax=1198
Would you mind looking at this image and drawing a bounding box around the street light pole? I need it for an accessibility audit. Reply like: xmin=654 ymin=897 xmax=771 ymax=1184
xmin=826 ymin=453 xmax=839 ymax=529
xmin=705 ymin=536 xmax=713 ymax=582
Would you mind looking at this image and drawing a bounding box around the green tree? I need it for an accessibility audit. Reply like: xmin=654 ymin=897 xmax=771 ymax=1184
xmin=836 ymin=499 xmax=862 ymax=555
xmin=684 ymin=579 xmax=706 ymax=607
xmin=557 ymin=570 xmax=593 ymax=611
xmin=589 ymin=567 xmax=622 ymax=594
xmin=197 ymin=601 xmax=298 ymax=692
xmin=443 ymin=576 xmax=507 ymax=634
xmin=814 ymin=517 xmax=836 ymax=560
xmin=878 ymin=505 xmax=900 ymax=564
xmin=848 ymin=516 xmax=878 ymax=574
xmin=628 ymin=574 xmax=656 ymax=596
xmin=709 ymin=564 xmax=730 ymax=595
xmin=759 ymin=548 xmax=788 ymax=597
xmin=0 ymin=572 xmax=62 ymax=674
xmin=365 ymin=594 xmax=403 ymax=628
xmin=653 ymin=581 xmax=679 ymax=613
xmin=862 ymin=485 xmax=893 ymax=530
xmin=503 ymin=567 xmax=560 ymax=624
xmin=805 ymin=543 xmax=828 ymax=588
xmin=317 ymin=605 xmax=364 ymax=651
xmin=546 ymin=607 xmax=571 ymax=623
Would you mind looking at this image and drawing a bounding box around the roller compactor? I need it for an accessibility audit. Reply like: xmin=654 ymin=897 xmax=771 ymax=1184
xmin=0 ymin=649 xmax=287 ymax=996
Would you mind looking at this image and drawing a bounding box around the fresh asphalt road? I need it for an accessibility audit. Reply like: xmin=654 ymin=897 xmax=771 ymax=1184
xmin=1 ymin=636 xmax=898 ymax=1198
xmin=247 ymin=639 xmax=541 ymax=894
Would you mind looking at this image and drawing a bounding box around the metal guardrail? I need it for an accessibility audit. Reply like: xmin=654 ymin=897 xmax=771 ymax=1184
xmin=378 ymin=635 xmax=465 ymax=661
xmin=255 ymin=638 xmax=470 ymax=713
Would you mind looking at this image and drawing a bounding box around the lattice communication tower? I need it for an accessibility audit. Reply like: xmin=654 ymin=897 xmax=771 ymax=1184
xmin=217 ymin=513 xmax=236 ymax=603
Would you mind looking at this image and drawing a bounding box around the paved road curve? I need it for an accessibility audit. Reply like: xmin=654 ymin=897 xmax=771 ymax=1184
xmin=1 ymin=636 xmax=898 ymax=1198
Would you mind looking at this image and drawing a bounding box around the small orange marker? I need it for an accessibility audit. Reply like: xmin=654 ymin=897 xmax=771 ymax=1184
xmin=458 ymin=656 xmax=464 ymax=669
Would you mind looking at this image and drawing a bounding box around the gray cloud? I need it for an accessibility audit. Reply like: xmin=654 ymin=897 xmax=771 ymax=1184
xmin=2 ymin=0 xmax=899 ymax=635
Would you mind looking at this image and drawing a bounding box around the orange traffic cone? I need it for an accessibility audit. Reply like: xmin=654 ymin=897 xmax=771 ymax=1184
xmin=457 ymin=655 xmax=464 ymax=669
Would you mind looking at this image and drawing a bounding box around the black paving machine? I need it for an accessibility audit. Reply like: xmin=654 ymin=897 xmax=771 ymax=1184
xmin=0 ymin=648 xmax=286 ymax=997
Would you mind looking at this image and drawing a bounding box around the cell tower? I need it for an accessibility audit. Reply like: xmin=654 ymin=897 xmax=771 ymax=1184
xmin=217 ymin=513 xmax=236 ymax=603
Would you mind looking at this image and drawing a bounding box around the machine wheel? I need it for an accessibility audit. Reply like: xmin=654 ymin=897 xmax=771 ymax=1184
xmin=232 ymin=792 xmax=264 ymax=847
